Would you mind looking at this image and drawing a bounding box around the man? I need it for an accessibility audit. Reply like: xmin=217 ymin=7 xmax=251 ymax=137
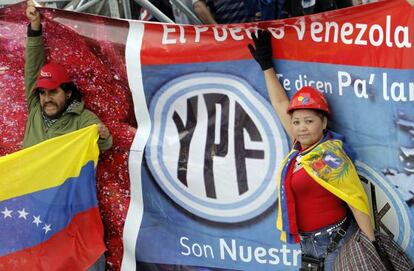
xmin=25 ymin=1 xmax=111 ymax=270
xmin=25 ymin=0 xmax=112 ymax=151
xmin=192 ymin=0 xmax=257 ymax=24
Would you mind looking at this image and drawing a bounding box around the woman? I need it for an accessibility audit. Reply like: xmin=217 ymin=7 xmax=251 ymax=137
xmin=248 ymin=30 xmax=389 ymax=271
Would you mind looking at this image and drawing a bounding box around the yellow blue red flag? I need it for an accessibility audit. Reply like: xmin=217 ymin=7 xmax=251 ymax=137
xmin=0 ymin=125 xmax=105 ymax=270
xmin=277 ymin=131 xmax=370 ymax=243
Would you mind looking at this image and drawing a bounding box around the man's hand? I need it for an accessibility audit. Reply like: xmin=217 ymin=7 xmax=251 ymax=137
xmin=97 ymin=123 xmax=110 ymax=139
xmin=26 ymin=0 xmax=41 ymax=31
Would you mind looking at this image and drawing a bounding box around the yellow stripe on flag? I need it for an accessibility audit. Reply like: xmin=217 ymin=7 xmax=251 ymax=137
xmin=0 ymin=125 xmax=99 ymax=201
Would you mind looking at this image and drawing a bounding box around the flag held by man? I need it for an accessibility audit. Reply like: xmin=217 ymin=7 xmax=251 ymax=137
xmin=0 ymin=125 xmax=105 ymax=271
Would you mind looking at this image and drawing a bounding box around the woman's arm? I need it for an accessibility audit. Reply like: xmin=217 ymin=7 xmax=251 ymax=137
xmin=348 ymin=205 xmax=375 ymax=241
xmin=263 ymin=68 xmax=293 ymax=138
xmin=249 ymin=30 xmax=293 ymax=140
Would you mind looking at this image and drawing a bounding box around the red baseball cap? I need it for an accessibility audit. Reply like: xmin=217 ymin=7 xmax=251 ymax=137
xmin=34 ymin=63 xmax=71 ymax=91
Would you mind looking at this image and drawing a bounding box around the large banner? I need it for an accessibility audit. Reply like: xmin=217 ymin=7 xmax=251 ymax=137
xmin=0 ymin=1 xmax=413 ymax=270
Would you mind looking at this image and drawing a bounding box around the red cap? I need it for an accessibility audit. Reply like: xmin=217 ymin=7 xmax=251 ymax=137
xmin=34 ymin=63 xmax=71 ymax=91
xmin=287 ymin=86 xmax=330 ymax=115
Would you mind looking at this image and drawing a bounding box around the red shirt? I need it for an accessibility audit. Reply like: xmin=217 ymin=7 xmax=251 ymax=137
xmin=287 ymin=159 xmax=347 ymax=232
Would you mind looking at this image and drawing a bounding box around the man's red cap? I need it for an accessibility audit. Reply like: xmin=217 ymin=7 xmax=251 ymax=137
xmin=34 ymin=63 xmax=71 ymax=91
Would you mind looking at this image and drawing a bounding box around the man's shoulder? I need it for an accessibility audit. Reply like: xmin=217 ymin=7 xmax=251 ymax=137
xmin=79 ymin=108 xmax=100 ymax=121
xmin=81 ymin=107 xmax=98 ymax=117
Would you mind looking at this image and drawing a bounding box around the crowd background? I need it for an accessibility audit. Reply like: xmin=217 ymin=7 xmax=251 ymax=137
xmin=0 ymin=0 xmax=378 ymax=24
xmin=134 ymin=0 xmax=378 ymax=24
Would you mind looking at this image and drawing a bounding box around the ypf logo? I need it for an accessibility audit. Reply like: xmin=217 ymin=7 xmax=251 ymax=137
xmin=146 ymin=73 xmax=288 ymax=223
xmin=356 ymin=161 xmax=412 ymax=249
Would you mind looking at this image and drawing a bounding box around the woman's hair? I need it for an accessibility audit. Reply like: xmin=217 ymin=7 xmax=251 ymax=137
xmin=289 ymin=109 xmax=328 ymax=120
xmin=314 ymin=109 xmax=328 ymax=120
xmin=60 ymin=82 xmax=82 ymax=103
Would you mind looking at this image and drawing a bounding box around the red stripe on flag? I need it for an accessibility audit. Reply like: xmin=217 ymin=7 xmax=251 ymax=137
xmin=0 ymin=208 xmax=105 ymax=271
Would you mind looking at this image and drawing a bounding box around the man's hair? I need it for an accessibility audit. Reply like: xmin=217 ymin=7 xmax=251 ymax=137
xmin=60 ymin=82 xmax=82 ymax=103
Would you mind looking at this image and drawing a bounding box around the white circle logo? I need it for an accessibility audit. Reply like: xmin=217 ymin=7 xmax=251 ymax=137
xmin=145 ymin=73 xmax=289 ymax=222
xmin=357 ymin=161 xmax=411 ymax=249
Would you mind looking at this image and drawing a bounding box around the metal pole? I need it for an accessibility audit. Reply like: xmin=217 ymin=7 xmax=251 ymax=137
xmin=108 ymin=0 xmax=120 ymax=18
xmin=95 ymin=0 xmax=107 ymax=15
xmin=133 ymin=0 xmax=175 ymax=23
xmin=75 ymin=0 xmax=100 ymax=12
xmin=122 ymin=0 xmax=132 ymax=19
xmin=64 ymin=0 xmax=81 ymax=10
xmin=33 ymin=0 xmax=41 ymax=7
xmin=77 ymin=0 xmax=87 ymax=9
xmin=2 ymin=0 xmax=68 ymax=4
xmin=169 ymin=0 xmax=202 ymax=24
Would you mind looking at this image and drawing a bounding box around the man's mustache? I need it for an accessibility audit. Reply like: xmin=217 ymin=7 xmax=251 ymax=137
xmin=42 ymin=102 xmax=57 ymax=109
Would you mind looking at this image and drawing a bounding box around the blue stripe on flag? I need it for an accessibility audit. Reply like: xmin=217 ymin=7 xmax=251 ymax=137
xmin=0 ymin=161 xmax=97 ymax=256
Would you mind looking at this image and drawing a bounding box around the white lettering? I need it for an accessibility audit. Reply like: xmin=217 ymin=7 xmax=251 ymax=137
xmin=220 ymin=238 xmax=237 ymax=260
xmin=325 ymin=22 xmax=339 ymax=43
xmin=245 ymin=26 xmax=259 ymax=40
xmin=268 ymin=248 xmax=280 ymax=265
xmin=280 ymin=245 xmax=292 ymax=266
xmin=292 ymin=249 xmax=301 ymax=266
xmin=180 ymin=237 xmax=191 ymax=256
xmin=391 ymin=82 xmax=407 ymax=102
xmin=338 ymin=71 xmax=352 ymax=96
xmin=268 ymin=27 xmax=285 ymax=40
xmin=369 ymin=24 xmax=384 ymax=47
xmin=385 ymin=15 xmax=393 ymax=47
xmin=217 ymin=238 xmax=300 ymax=266
xmin=341 ymin=23 xmax=354 ymax=44
xmin=394 ymin=25 xmax=412 ymax=48
xmin=161 ymin=16 xmax=411 ymax=48
xmin=162 ymin=24 xmax=177 ymax=45
xmin=254 ymin=247 xmax=267 ymax=264
xmin=229 ymin=28 xmax=244 ymax=41
xmin=316 ymin=81 xmax=324 ymax=90
xmin=178 ymin=25 xmax=186 ymax=43
xmin=213 ymin=27 xmax=228 ymax=42
xmin=410 ymin=82 xmax=414 ymax=101
xmin=354 ymin=79 xmax=369 ymax=98
xmin=382 ymin=73 xmax=410 ymax=102
xmin=310 ymin=22 xmax=324 ymax=42
xmin=355 ymin=23 xmax=368 ymax=45
xmin=180 ymin=237 xmax=215 ymax=258
xmin=295 ymin=74 xmax=332 ymax=94
xmin=239 ymin=246 xmax=252 ymax=262
xmin=290 ymin=20 xmax=306 ymax=40
xmin=193 ymin=243 xmax=203 ymax=257
xmin=194 ymin=26 xmax=209 ymax=43
xmin=383 ymin=73 xmax=390 ymax=101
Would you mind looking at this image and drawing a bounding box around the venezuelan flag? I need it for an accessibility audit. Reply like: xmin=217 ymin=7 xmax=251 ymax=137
xmin=0 ymin=125 xmax=105 ymax=271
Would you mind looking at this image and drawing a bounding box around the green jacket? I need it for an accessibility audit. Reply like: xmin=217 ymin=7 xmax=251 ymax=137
xmin=23 ymin=35 xmax=112 ymax=151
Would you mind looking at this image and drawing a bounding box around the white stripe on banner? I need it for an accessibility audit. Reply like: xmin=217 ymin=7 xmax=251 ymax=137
xmin=122 ymin=21 xmax=149 ymax=271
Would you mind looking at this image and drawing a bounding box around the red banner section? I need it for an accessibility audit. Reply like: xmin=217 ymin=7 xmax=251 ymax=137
xmin=141 ymin=0 xmax=413 ymax=69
